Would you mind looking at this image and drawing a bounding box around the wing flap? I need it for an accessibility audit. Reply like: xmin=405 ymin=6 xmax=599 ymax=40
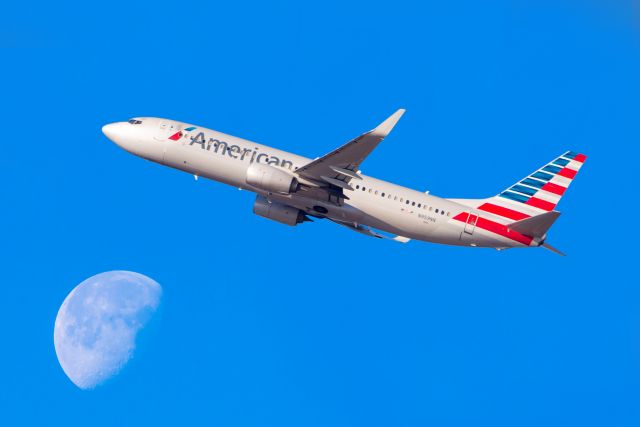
xmin=329 ymin=165 xmax=363 ymax=180
xmin=320 ymin=175 xmax=354 ymax=190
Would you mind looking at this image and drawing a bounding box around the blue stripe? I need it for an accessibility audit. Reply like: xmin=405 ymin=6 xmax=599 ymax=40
xmin=184 ymin=126 xmax=197 ymax=131
xmin=542 ymin=165 xmax=562 ymax=174
xmin=532 ymin=171 xmax=553 ymax=181
xmin=552 ymin=158 xmax=570 ymax=166
xmin=511 ymin=184 xmax=537 ymax=196
xmin=564 ymin=151 xmax=578 ymax=159
xmin=521 ymin=178 xmax=545 ymax=188
xmin=500 ymin=191 xmax=530 ymax=203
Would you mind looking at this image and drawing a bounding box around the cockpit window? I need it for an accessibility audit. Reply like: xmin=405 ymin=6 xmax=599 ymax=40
xmin=128 ymin=119 xmax=143 ymax=125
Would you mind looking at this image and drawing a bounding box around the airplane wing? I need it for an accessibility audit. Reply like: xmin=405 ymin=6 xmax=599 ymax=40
xmin=295 ymin=109 xmax=406 ymax=194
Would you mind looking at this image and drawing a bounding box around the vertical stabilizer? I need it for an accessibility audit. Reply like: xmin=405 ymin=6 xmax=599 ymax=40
xmin=476 ymin=151 xmax=587 ymax=222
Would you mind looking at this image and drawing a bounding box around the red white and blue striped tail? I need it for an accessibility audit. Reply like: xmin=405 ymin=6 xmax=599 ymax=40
xmin=483 ymin=151 xmax=587 ymax=220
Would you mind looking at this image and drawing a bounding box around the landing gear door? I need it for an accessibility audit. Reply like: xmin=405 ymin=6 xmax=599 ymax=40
xmin=464 ymin=211 xmax=478 ymax=235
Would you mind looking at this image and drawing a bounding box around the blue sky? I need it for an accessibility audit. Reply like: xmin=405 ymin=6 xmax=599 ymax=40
xmin=1 ymin=1 xmax=639 ymax=425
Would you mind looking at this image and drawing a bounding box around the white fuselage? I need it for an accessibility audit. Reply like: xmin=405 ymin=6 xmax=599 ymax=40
xmin=103 ymin=117 xmax=532 ymax=249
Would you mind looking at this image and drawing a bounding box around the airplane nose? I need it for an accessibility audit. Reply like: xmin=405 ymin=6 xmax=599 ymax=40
xmin=102 ymin=122 xmax=121 ymax=142
xmin=102 ymin=121 xmax=146 ymax=156
xmin=102 ymin=122 xmax=134 ymax=151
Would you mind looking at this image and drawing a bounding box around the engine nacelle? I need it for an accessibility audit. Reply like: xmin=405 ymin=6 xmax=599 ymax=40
xmin=246 ymin=163 xmax=298 ymax=194
xmin=253 ymin=195 xmax=306 ymax=226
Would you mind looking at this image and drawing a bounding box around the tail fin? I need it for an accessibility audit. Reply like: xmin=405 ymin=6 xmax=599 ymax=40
xmin=480 ymin=151 xmax=587 ymax=220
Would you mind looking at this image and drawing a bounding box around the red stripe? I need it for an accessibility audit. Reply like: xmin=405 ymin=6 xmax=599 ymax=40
xmin=557 ymin=167 xmax=577 ymax=179
xmin=453 ymin=213 xmax=533 ymax=245
xmin=169 ymin=131 xmax=182 ymax=141
xmin=525 ymin=197 xmax=556 ymax=211
xmin=476 ymin=217 xmax=533 ymax=245
xmin=573 ymin=153 xmax=587 ymax=163
xmin=477 ymin=203 xmax=530 ymax=221
xmin=453 ymin=212 xmax=468 ymax=222
xmin=541 ymin=182 xmax=566 ymax=196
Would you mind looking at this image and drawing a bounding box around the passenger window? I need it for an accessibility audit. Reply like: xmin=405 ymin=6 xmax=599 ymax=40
xmin=412 ymin=201 xmax=416 ymax=206
xmin=406 ymin=200 xmax=410 ymax=205
xmin=441 ymin=210 xmax=445 ymax=215
xmin=356 ymin=185 xmax=360 ymax=189
xmin=400 ymin=198 xmax=404 ymax=202
xmin=394 ymin=196 xmax=398 ymax=201
xmin=381 ymin=192 xmax=385 ymax=197
xmin=369 ymin=189 xmax=372 ymax=193
xmin=435 ymin=209 xmax=439 ymax=213
xmin=388 ymin=195 xmax=392 ymax=199
xmin=418 ymin=203 xmax=421 ymax=208
xmin=362 ymin=187 xmax=366 ymax=191
xmin=429 ymin=207 xmax=433 ymax=211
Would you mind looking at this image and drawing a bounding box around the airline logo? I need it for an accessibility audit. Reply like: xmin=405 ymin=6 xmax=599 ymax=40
xmin=497 ymin=151 xmax=586 ymax=212
xmin=169 ymin=126 xmax=197 ymax=141
xmin=452 ymin=151 xmax=587 ymax=246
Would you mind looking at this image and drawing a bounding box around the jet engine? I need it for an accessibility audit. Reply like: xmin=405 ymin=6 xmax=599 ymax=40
xmin=246 ymin=163 xmax=299 ymax=194
xmin=253 ymin=195 xmax=308 ymax=226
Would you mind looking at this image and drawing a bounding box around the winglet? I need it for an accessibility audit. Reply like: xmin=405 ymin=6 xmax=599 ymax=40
xmin=371 ymin=109 xmax=405 ymax=137
xmin=295 ymin=109 xmax=406 ymax=180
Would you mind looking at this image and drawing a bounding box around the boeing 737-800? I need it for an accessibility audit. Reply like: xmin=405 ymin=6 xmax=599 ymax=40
xmin=102 ymin=110 xmax=586 ymax=255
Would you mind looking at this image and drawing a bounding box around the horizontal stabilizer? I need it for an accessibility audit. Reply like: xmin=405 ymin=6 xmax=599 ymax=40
xmin=508 ymin=211 xmax=561 ymax=238
xmin=542 ymin=242 xmax=566 ymax=256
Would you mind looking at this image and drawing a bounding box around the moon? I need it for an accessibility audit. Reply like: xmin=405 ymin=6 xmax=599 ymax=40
xmin=53 ymin=271 xmax=162 ymax=389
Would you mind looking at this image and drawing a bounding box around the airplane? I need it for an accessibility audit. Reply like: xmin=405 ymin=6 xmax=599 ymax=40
xmin=102 ymin=110 xmax=586 ymax=255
